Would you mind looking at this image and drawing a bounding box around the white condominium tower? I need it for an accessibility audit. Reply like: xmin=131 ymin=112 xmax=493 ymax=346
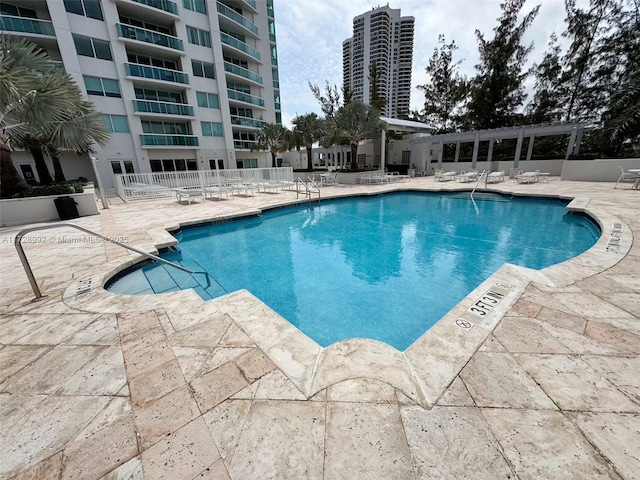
xmin=1 ymin=0 xmax=282 ymax=190
xmin=343 ymin=5 xmax=414 ymax=118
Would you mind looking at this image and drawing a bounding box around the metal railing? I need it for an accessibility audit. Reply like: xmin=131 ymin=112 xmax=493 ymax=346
xmin=470 ymin=170 xmax=487 ymax=200
xmin=220 ymin=33 xmax=261 ymax=61
xmin=115 ymin=167 xmax=294 ymax=201
xmin=216 ymin=2 xmax=258 ymax=35
xmin=116 ymin=23 xmax=184 ymax=51
xmin=224 ymin=61 xmax=263 ymax=85
xmin=125 ymin=63 xmax=189 ymax=85
xmin=133 ymin=99 xmax=194 ymax=116
xmin=15 ymin=223 xmax=210 ymax=302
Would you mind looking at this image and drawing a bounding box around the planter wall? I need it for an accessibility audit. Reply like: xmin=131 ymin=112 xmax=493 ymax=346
xmin=0 ymin=187 xmax=99 ymax=227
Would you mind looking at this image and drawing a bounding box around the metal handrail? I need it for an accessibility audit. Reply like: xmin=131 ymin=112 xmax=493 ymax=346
xmin=15 ymin=222 xmax=211 ymax=302
xmin=470 ymin=170 xmax=488 ymax=200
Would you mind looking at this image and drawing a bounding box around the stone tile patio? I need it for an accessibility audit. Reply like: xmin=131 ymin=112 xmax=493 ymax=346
xmin=0 ymin=177 xmax=639 ymax=479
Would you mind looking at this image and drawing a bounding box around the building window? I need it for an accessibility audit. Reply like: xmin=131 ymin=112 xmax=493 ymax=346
xmin=72 ymin=34 xmax=112 ymax=60
xmin=183 ymin=0 xmax=207 ymax=14
xmin=192 ymin=60 xmax=215 ymax=79
xmin=150 ymin=158 xmax=198 ymax=172
xmin=84 ymin=76 xmax=121 ymax=97
xmin=134 ymin=88 xmax=184 ymax=103
xmin=64 ymin=0 xmax=103 ymax=20
xmin=141 ymin=120 xmax=190 ymax=135
xmin=186 ymin=26 xmax=211 ymax=47
xmin=102 ymin=115 xmax=129 ymax=133
xmin=196 ymin=91 xmax=219 ymax=109
xmin=127 ymin=52 xmax=177 ymax=70
xmin=401 ymin=150 xmax=411 ymax=165
xmin=0 ymin=3 xmax=37 ymax=17
xmin=201 ymin=122 xmax=223 ymax=137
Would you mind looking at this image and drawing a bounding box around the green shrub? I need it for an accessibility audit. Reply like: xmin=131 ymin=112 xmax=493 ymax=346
xmin=13 ymin=182 xmax=79 ymax=198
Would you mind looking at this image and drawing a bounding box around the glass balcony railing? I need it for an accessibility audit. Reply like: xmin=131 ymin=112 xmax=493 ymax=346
xmin=117 ymin=24 xmax=184 ymax=51
xmin=231 ymin=116 xmax=264 ymax=128
xmin=0 ymin=15 xmax=55 ymax=36
xmin=140 ymin=134 xmax=199 ymax=146
xmin=220 ymin=33 xmax=260 ymax=61
xmin=216 ymin=2 xmax=258 ymax=36
xmin=133 ymin=99 xmax=194 ymax=116
xmin=242 ymin=0 xmax=257 ymax=11
xmin=271 ymin=57 xmax=278 ymax=66
xmin=272 ymin=80 xmax=279 ymax=89
xmin=269 ymin=33 xmax=276 ymax=43
xmin=131 ymin=0 xmax=178 ymax=15
xmin=224 ymin=62 xmax=262 ymax=85
xmin=126 ymin=63 xmax=189 ymax=84
xmin=227 ymin=89 xmax=264 ymax=107
xmin=234 ymin=140 xmax=257 ymax=149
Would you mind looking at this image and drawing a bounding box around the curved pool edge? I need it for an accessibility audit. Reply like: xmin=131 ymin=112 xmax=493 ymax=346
xmin=62 ymin=190 xmax=632 ymax=409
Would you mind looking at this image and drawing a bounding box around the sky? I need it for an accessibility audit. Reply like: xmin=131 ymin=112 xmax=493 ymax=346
xmin=273 ymin=0 xmax=570 ymax=128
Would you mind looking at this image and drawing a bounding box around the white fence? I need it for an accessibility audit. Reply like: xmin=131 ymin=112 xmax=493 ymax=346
xmin=114 ymin=167 xmax=295 ymax=201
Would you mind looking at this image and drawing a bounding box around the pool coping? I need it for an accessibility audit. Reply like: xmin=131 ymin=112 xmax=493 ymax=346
xmin=62 ymin=189 xmax=632 ymax=408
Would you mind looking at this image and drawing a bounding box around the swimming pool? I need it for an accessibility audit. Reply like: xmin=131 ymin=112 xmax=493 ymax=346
xmin=107 ymin=192 xmax=600 ymax=350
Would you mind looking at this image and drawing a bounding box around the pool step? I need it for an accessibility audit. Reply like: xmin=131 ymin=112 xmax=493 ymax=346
xmin=141 ymin=256 xmax=220 ymax=301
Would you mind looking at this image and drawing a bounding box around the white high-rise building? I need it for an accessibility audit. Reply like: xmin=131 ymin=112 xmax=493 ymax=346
xmin=1 ymin=0 xmax=282 ymax=190
xmin=342 ymin=5 xmax=414 ymax=118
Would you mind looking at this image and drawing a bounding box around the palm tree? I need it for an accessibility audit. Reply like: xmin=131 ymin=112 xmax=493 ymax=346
xmin=291 ymin=113 xmax=324 ymax=171
xmin=253 ymin=123 xmax=289 ymax=167
xmin=334 ymin=101 xmax=383 ymax=170
xmin=0 ymin=36 xmax=59 ymax=197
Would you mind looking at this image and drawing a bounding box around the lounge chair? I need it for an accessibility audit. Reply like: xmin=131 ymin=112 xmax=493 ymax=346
xmin=204 ymin=185 xmax=231 ymax=200
xmin=614 ymin=166 xmax=639 ymax=189
xmin=515 ymin=170 xmax=539 ymax=184
xmin=175 ymin=187 xmax=205 ymax=203
xmin=486 ymin=171 xmax=505 ymax=183
xmin=455 ymin=171 xmax=478 ymax=183
xmin=435 ymin=170 xmax=456 ymax=182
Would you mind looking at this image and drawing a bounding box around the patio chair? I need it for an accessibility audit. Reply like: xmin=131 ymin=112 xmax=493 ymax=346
xmin=175 ymin=187 xmax=205 ymax=204
xmin=486 ymin=171 xmax=505 ymax=183
xmin=515 ymin=170 xmax=539 ymax=184
xmin=614 ymin=166 xmax=638 ymax=189
xmin=435 ymin=170 xmax=456 ymax=182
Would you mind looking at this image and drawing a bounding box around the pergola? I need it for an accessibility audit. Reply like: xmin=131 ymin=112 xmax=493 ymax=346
xmin=409 ymin=122 xmax=595 ymax=169
xmin=380 ymin=116 xmax=436 ymax=171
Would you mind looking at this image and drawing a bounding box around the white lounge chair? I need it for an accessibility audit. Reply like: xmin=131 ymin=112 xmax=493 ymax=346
xmin=435 ymin=170 xmax=456 ymax=182
xmin=455 ymin=171 xmax=478 ymax=183
xmin=486 ymin=171 xmax=505 ymax=183
xmin=204 ymin=185 xmax=231 ymax=200
xmin=175 ymin=187 xmax=205 ymax=204
xmin=614 ymin=166 xmax=639 ymax=189
xmin=516 ymin=170 xmax=539 ymax=184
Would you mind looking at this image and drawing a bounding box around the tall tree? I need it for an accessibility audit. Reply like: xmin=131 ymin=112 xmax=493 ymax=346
xmin=526 ymin=33 xmax=565 ymax=123
xmin=466 ymin=0 xmax=540 ymax=129
xmin=415 ymin=34 xmax=468 ymax=133
xmin=253 ymin=123 xmax=289 ymax=167
xmin=334 ymin=101 xmax=382 ymax=170
xmin=291 ymin=113 xmax=324 ymax=171
xmin=560 ymin=0 xmax=620 ymax=122
xmin=368 ymin=62 xmax=387 ymax=113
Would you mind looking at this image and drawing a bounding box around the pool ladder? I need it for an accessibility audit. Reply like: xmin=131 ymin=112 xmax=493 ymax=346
xmin=14 ymin=223 xmax=211 ymax=302
xmin=295 ymin=177 xmax=321 ymax=204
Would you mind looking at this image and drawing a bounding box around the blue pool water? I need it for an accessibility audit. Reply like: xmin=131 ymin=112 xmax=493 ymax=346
xmin=108 ymin=192 xmax=600 ymax=350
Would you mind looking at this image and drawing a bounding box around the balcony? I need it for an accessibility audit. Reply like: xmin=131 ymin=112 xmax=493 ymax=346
xmin=133 ymin=99 xmax=194 ymax=116
xmin=0 ymin=15 xmax=54 ymax=36
xmin=227 ymin=89 xmax=265 ymax=108
xmin=140 ymin=134 xmax=199 ymax=147
xmin=117 ymin=24 xmax=184 ymax=52
xmin=233 ymin=140 xmax=257 ymax=150
xmin=224 ymin=62 xmax=262 ymax=86
xmin=269 ymin=33 xmax=276 ymax=43
xmin=230 ymin=115 xmax=264 ymax=129
xmin=130 ymin=0 xmax=178 ymax=15
xmin=220 ymin=33 xmax=260 ymax=62
xmin=125 ymin=63 xmax=189 ymax=85
xmin=216 ymin=2 xmax=258 ymax=37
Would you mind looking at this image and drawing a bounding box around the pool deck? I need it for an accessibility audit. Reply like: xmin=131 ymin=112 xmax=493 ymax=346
xmin=1 ymin=176 xmax=639 ymax=479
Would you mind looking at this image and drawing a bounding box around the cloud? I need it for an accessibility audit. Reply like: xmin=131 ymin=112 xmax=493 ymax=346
xmin=275 ymin=0 xmax=568 ymax=126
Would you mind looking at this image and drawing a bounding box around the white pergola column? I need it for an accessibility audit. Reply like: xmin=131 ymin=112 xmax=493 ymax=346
xmin=513 ymin=131 xmax=524 ymax=168
xmin=487 ymin=138 xmax=494 ymax=163
xmin=471 ymin=133 xmax=480 ymax=168
xmin=526 ymin=135 xmax=535 ymax=161
xmin=454 ymin=142 xmax=461 ymax=163
xmin=565 ymin=127 xmax=578 ymax=159
xmin=573 ymin=127 xmax=584 ymax=154
xmin=437 ymin=140 xmax=444 ymax=168
xmin=380 ymin=129 xmax=386 ymax=172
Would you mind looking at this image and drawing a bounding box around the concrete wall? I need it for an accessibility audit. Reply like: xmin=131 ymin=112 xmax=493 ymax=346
xmin=561 ymin=158 xmax=640 ymax=182
xmin=0 ymin=188 xmax=99 ymax=227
